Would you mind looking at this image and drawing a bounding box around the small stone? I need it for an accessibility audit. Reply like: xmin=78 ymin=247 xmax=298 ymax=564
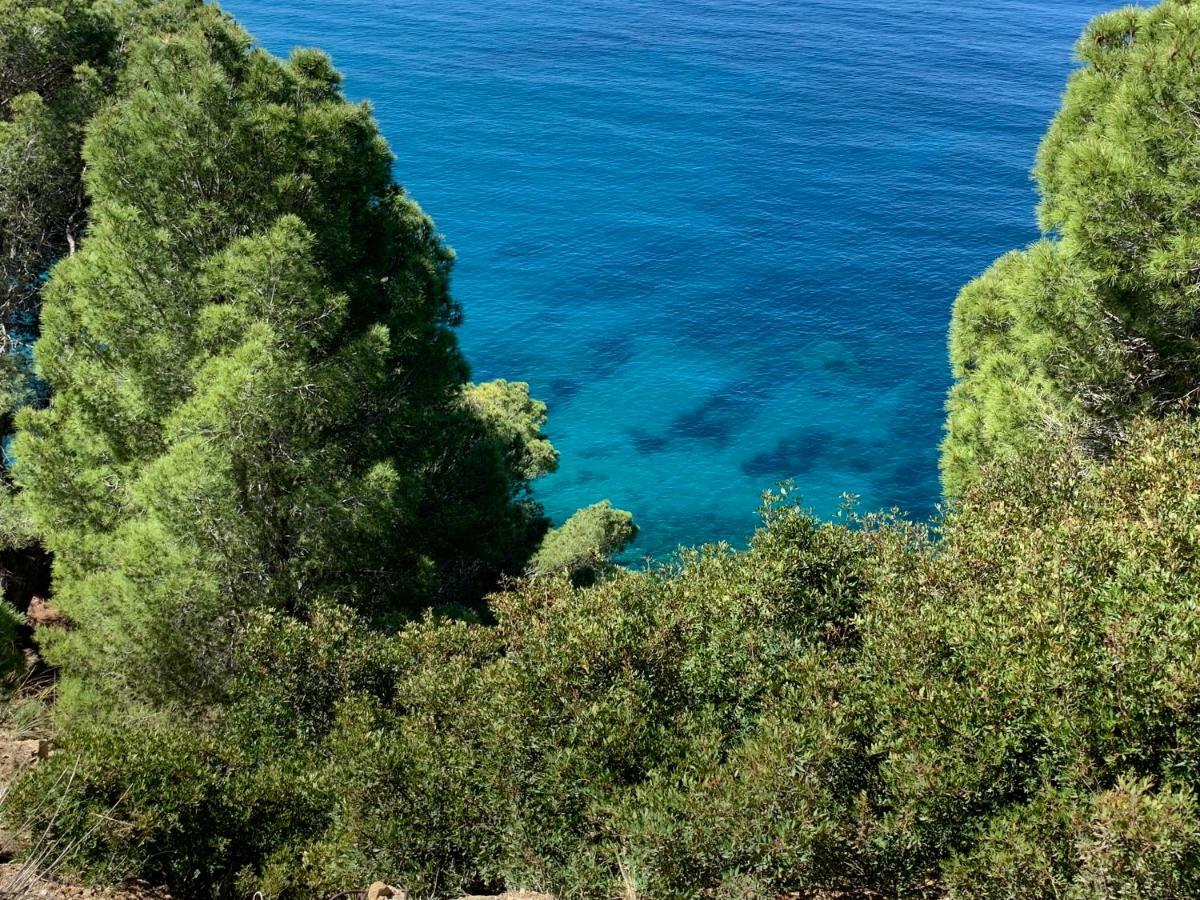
xmin=366 ymin=882 xmax=404 ymax=900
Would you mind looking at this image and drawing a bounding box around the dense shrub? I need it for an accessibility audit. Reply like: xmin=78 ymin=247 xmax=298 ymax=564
xmin=861 ymin=418 xmax=1200 ymax=889
xmin=1072 ymin=778 xmax=1200 ymax=899
xmin=529 ymin=500 xmax=638 ymax=582
xmin=8 ymin=495 xmax=874 ymax=898
xmin=13 ymin=420 xmax=1200 ymax=898
xmin=942 ymin=779 xmax=1200 ymax=899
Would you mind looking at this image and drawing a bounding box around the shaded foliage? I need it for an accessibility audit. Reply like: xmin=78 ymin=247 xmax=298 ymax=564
xmin=0 ymin=0 xmax=114 ymax=346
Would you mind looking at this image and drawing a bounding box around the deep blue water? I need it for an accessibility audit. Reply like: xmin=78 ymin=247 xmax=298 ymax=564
xmin=223 ymin=0 xmax=1113 ymax=558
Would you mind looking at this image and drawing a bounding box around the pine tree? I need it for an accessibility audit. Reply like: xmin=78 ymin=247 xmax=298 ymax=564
xmin=0 ymin=0 xmax=114 ymax=346
xmin=943 ymin=1 xmax=1200 ymax=494
xmin=15 ymin=0 xmax=559 ymax=704
xmin=0 ymin=0 xmax=120 ymax=621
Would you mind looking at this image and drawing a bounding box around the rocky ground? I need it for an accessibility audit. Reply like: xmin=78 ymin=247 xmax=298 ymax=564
xmin=0 ymin=862 xmax=169 ymax=900
xmin=0 ymin=737 xmax=47 ymax=785
xmin=0 ymin=866 xmax=554 ymax=900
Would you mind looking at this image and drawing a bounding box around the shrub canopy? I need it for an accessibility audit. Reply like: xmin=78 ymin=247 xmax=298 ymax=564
xmin=14 ymin=419 xmax=1200 ymax=898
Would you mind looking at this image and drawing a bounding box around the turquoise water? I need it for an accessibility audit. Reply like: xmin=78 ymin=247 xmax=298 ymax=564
xmin=222 ymin=0 xmax=1112 ymax=558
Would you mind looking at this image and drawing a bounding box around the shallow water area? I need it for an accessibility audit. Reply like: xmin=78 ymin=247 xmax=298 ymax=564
xmin=223 ymin=0 xmax=1113 ymax=558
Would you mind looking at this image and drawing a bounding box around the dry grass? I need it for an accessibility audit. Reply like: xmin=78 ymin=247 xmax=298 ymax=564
xmin=615 ymin=858 xmax=638 ymax=900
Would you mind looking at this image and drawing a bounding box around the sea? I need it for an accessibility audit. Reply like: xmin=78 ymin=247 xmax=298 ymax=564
xmin=221 ymin=0 xmax=1114 ymax=559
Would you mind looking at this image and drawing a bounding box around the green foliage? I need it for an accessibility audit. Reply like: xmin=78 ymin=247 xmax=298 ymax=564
xmin=941 ymin=791 xmax=1077 ymax=899
xmin=10 ymin=0 xmax=569 ymax=707
xmin=1072 ymin=778 xmax=1200 ymax=899
xmin=18 ymin=419 xmax=1200 ymax=898
xmin=5 ymin=696 xmax=328 ymax=900
xmin=944 ymin=779 xmax=1200 ymax=899
xmin=0 ymin=0 xmax=118 ymax=619
xmin=6 ymin=493 xmax=873 ymax=898
xmin=611 ymin=660 xmax=871 ymax=898
xmin=943 ymin=0 xmax=1200 ymax=494
xmin=0 ymin=0 xmax=114 ymax=340
xmin=463 ymin=380 xmax=559 ymax=482
xmin=0 ymin=598 xmax=22 ymax=683
xmin=864 ymin=417 xmax=1200 ymax=888
xmin=421 ymin=380 xmax=560 ymax=603
xmin=11 ymin=2 xmax=1200 ymax=899
xmin=530 ymin=500 xmax=638 ymax=582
